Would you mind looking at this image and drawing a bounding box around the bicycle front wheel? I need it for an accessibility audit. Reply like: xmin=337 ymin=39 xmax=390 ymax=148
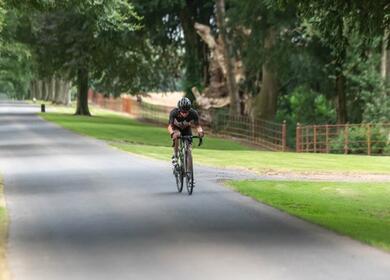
xmin=185 ymin=150 xmax=194 ymax=195
xmin=175 ymin=166 xmax=184 ymax=192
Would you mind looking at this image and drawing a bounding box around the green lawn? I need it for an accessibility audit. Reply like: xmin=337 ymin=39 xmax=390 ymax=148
xmin=41 ymin=111 xmax=390 ymax=174
xmin=228 ymin=180 xmax=390 ymax=251
xmin=0 ymin=176 xmax=9 ymax=279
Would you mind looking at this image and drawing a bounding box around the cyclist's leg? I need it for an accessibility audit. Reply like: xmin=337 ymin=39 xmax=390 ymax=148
xmin=181 ymin=127 xmax=192 ymax=139
xmin=181 ymin=127 xmax=193 ymax=164
xmin=172 ymin=128 xmax=181 ymax=157
xmin=183 ymin=127 xmax=193 ymax=150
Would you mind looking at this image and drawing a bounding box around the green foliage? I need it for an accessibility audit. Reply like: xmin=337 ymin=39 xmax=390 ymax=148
xmin=330 ymin=126 xmax=389 ymax=155
xmin=227 ymin=0 xmax=296 ymax=97
xmin=286 ymin=86 xmax=335 ymax=124
xmin=282 ymin=0 xmax=389 ymax=124
xmin=0 ymin=16 xmax=33 ymax=99
xmin=0 ymin=9 xmax=29 ymax=98
xmin=133 ymin=0 xmax=214 ymax=99
xmin=33 ymin=1 xmax=140 ymax=75
xmin=0 ymin=2 xmax=6 ymax=32
xmin=343 ymin=34 xmax=390 ymax=123
xmin=0 ymin=0 xmax=388 ymax=125
xmin=276 ymin=86 xmax=335 ymax=147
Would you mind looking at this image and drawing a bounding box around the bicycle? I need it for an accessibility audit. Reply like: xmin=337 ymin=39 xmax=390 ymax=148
xmin=173 ymin=135 xmax=203 ymax=195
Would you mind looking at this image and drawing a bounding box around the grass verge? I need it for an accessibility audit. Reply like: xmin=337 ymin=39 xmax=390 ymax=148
xmin=228 ymin=180 xmax=390 ymax=252
xmin=0 ymin=176 xmax=10 ymax=280
xmin=40 ymin=111 xmax=390 ymax=174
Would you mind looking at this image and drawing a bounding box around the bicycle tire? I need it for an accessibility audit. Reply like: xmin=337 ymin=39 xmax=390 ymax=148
xmin=175 ymin=166 xmax=184 ymax=192
xmin=185 ymin=150 xmax=194 ymax=195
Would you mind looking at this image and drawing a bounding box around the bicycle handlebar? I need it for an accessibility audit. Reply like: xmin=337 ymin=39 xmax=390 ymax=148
xmin=178 ymin=135 xmax=203 ymax=146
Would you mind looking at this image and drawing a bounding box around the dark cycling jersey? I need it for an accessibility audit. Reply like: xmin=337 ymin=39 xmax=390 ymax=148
xmin=168 ymin=108 xmax=199 ymax=130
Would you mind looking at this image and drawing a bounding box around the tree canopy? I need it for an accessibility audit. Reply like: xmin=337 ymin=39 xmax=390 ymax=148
xmin=0 ymin=0 xmax=388 ymax=123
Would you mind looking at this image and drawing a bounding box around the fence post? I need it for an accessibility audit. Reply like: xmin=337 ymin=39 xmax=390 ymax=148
xmin=282 ymin=120 xmax=287 ymax=152
xmin=251 ymin=118 xmax=255 ymax=143
xmin=367 ymin=123 xmax=371 ymax=156
xmin=325 ymin=124 xmax=330 ymax=153
xmin=344 ymin=124 xmax=349 ymax=154
xmin=306 ymin=126 xmax=309 ymax=152
xmin=296 ymin=123 xmax=301 ymax=152
xmin=313 ymin=125 xmax=317 ymax=153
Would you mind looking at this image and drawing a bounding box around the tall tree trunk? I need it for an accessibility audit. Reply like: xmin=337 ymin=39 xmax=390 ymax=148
xmin=47 ymin=76 xmax=55 ymax=102
xmin=63 ymin=81 xmax=71 ymax=105
xmin=333 ymin=15 xmax=348 ymax=124
xmin=75 ymin=68 xmax=91 ymax=115
xmin=335 ymin=73 xmax=347 ymax=123
xmin=54 ymin=77 xmax=61 ymax=104
xmin=381 ymin=29 xmax=390 ymax=84
xmin=30 ymin=80 xmax=36 ymax=100
xmin=335 ymin=45 xmax=347 ymax=124
xmin=252 ymin=27 xmax=279 ymax=120
xmin=178 ymin=0 xmax=212 ymax=99
xmin=36 ymin=80 xmax=43 ymax=100
xmin=215 ymin=0 xmax=240 ymax=116
xmin=42 ymin=79 xmax=49 ymax=101
xmin=179 ymin=5 xmax=202 ymax=99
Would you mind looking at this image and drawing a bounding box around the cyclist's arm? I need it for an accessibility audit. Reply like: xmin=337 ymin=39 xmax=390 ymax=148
xmin=168 ymin=124 xmax=175 ymax=136
xmin=168 ymin=109 xmax=176 ymax=137
xmin=192 ymin=110 xmax=204 ymax=136
xmin=195 ymin=124 xmax=204 ymax=137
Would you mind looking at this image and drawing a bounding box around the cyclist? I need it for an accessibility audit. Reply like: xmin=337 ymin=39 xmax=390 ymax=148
xmin=168 ymin=97 xmax=204 ymax=168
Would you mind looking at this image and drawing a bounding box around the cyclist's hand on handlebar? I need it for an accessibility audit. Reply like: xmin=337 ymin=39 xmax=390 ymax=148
xmin=171 ymin=131 xmax=181 ymax=140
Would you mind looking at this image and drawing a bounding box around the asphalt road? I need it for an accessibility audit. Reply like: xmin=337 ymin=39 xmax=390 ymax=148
xmin=0 ymin=101 xmax=390 ymax=280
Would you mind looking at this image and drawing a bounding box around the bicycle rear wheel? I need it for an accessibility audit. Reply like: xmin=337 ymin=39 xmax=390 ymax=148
xmin=185 ymin=150 xmax=194 ymax=195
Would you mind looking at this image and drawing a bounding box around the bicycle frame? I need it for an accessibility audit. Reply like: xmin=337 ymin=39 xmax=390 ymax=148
xmin=173 ymin=135 xmax=203 ymax=195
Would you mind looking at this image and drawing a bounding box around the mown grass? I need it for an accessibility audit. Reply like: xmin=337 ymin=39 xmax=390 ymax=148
xmin=41 ymin=111 xmax=390 ymax=174
xmin=0 ymin=176 xmax=9 ymax=280
xmin=228 ymin=180 xmax=390 ymax=252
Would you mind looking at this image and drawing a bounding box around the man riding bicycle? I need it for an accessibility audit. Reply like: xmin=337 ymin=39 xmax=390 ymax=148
xmin=168 ymin=97 xmax=204 ymax=168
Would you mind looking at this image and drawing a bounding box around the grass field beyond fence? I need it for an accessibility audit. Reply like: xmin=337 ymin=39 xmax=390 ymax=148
xmin=228 ymin=180 xmax=390 ymax=252
xmin=41 ymin=111 xmax=390 ymax=174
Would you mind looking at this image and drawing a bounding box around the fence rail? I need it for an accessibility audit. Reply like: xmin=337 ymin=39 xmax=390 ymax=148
xmin=88 ymin=90 xmax=287 ymax=151
xmin=211 ymin=110 xmax=287 ymax=151
xmin=89 ymin=90 xmax=171 ymax=125
xmin=296 ymin=123 xmax=390 ymax=155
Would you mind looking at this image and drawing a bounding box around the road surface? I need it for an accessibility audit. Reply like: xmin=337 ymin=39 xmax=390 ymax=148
xmin=0 ymin=101 xmax=390 ymax=280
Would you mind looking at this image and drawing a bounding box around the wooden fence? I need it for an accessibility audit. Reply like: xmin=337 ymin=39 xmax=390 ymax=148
xmin=211 ymin=110 xmax=287 ymax=151
xmin=88 ymin=90 xmax=287 ymax=151
xmin=296 ymin=123 xmax=390 ymax=155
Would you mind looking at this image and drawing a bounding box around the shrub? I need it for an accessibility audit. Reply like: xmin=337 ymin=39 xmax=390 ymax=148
xmin=330 ymin=125 xmax=388 ymax=155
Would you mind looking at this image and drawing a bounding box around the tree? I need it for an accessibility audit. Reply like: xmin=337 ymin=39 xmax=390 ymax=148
xmin=215 ymin=0 xmax=240 ymax=115
xmin=381 ymin=29 xmax=390 ymax=84
xmin=39 ymin=1 xmax=141 ymax=115
xmin=132 ymin=0 xmax=214 ymax=101
xmin=290 ymin=0 xmax=390 ymax=123
xmin=225 ymin=0 xmax=296 ymax=120
xmin=0 ymin=8 xmax=33 ymax=99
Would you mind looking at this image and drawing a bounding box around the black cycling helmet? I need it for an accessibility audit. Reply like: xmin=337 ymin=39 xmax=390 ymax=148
xmin=178 ymin=97 xmax=191 ymax=112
